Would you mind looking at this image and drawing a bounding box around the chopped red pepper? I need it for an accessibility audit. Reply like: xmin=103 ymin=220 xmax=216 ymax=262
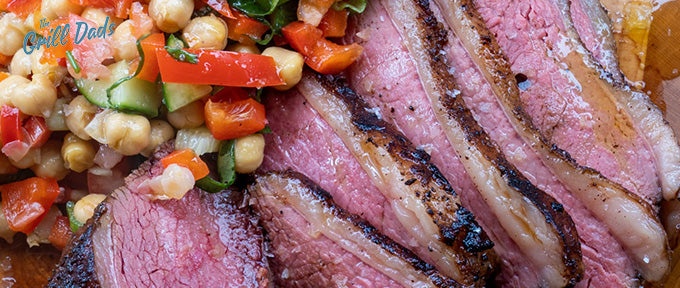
xmin=282 ymin=21 xmax=363 ymax=74
xmin=48 ymin=216 xmax=73 ymax=250
xmin=161 ymin=148 xmax=210 ymax=180
xmin=22 ymin=116 xmax=51 ymax=148
xmin=67 ymin=0 xmax=130 ymax=18
xmin=1 ymin=105 xmax=22 ymax=146
xmin=318 ymin=8 xmax=349 ymax=38
xmin=39 ymin=17 xmax=72 ymax=65
xmin=0 ymin=72 xmax=9 ymax=82
xmin=0 ymin=54 xmax=11 ymax=67
xmin=202 ymin=0 xmax=234 ymax=19
xmin=0 ymin=177 xmax=61 ymax=234
xmin=209 ymin=87 xmax=251 ymax=103
xmin=2 ymin=0 xmax=40 ymax=18
xmin=136 ymin=33 xmax=165 ymax=82
xmin=225 ymin=10 xmax=269 ymax=43
xmin=156 ymin=49 xmax=284 ymax=87
xmin=204 ymin=98 xmax=267 ymax=140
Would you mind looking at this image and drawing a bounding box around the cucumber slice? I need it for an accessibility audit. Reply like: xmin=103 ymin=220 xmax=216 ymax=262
xmin=162 ymin=82 xmax=211 ymax=112
xmin=74 ymin=61 xmax=162 ymax=117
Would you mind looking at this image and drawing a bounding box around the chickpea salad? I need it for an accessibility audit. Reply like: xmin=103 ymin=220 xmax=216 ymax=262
xmin=0 ymin=0 xmax=366 ymax=250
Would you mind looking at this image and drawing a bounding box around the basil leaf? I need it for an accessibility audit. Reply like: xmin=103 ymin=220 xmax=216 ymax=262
xmin=165 ymin=47 xmax=199 ymax=64
xmin=228 ymin=0 xmax=290 ymax=17
xmin=218 ymin=139 xmax=236 ymax=185
xmin=196 ymin=176 xmax=229 ymax=193
xmin=166 ymin=34 xmax=187 ymax=49
xmin=333 ymin=0 xmax=367 ymax=13
xmin=66 ymin=201 xmax=84 ymax=233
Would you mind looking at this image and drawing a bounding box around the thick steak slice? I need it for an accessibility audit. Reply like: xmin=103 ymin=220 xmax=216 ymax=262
xmin=473 ymin=0 xmax=680 ymax=202
xmin=249 ymin=171 xmax=462 ymax=288
xmin=430 ymin=0 xmax=669 ymax=285
xmin=263 ymin=72 xmax=496 ymax=286
xmin=47 ymin=144 xmax=270 ymax=288
xmin=344 ymin=0 xmax=583 ymax=286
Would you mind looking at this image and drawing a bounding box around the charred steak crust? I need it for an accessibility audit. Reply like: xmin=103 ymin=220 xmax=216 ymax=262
xmin=314 ymin=73 xmax=497 ymax=279
xmin=317 ymin=73 xmax=494 ymax=256
xmin=46 ymin=204 xmax=107 ymax=288
xmin=404 ymin=0 xmax=584 ymax=285
xmin=256 ymin=170 xmax=465 ymax=288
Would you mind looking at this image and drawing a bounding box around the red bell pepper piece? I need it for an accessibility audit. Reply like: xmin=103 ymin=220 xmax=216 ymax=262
xmin=136 ymin=33 xmax=165 ymax=82
xmin=2 ymin=0 xmax=40 ymax=18
xmin=204 ymin=98 xmax=266 ymax=140
xmin=48 ymin=216 xmax=73 ymax=250
xmin=1 ymin=105 xmax=22 ymax=146
xmin=202 ymin=0 xmax=234 ymax=19
xmin=161 ymin=148 xmax=210 ymax=180
xmin=23 ymin=116 xmax=51 ymax=148
xmin=225 ymin=10 xmax=269 ymax=43
xmin=318 ymin=8 xmax=349 ymax=38
xmin=0 ymin=177 xmax=61 ymax=234
xmin=156 ymin=49 xmax=284 ymax=87
xmin=282 ymin=21 xmax=363 ymax=74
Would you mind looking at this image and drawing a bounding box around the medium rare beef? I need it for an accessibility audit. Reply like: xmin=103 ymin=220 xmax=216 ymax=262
xmin=473 ymin=0 xmax=680 ymax=203
xmin=249 ymin=171 xmax=462 ymax=288
xmin=262 ymin=71 xmax=496 ymax=285
xmin=430 ymin=0 xmax=668 ymax=285
xmin=344 ymin=1 xmax=583 ymax=286
xmin=47 ymin=143 xmax=270 ymax=288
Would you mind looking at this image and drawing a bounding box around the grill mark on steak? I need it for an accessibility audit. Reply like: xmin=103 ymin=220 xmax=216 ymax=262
xmin=431 ymin=0 xmax=669 ymax=284
xmin=47 ymin=143 xmax=271 ymax=288
xmin=344 ymin=0 xmax=583 ymax=286
xmin=263 ymin=72 xmax=496 ymax=285
xmin=249 ymin=171 xmax=465 ymax=288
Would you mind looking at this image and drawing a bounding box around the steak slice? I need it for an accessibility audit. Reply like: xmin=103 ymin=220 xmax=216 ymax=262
xmin=262 ymin=72 xmax=496 ymax=285
xmin=344 ymin=0 xmax=583 ymax=287
xmin=47 ymin=143 xmax=270 ymax=288
xmin=473 ymin=0 xmax=680 ymax=202
xmin=249 ymin=171 xmax=462 ymax=288
xmin=430 ymin=0 xmax=669 ymax=285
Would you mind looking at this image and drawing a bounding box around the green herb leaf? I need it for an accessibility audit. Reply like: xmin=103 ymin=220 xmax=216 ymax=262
xmin=333 ymin=0 xmax=367 ymax=13
xmin=66 ymin=201 xmax=84 ymax=233
xmin=166 ymin=34 xmax=188 ymax=49
xmin=228 ymin=0 xmax=290 ymax=17
xmin=106 ymin=33 xmax=153 ymax=102
xmin=218 ymin=139 xmax=236 ymax=185
xmin=250 ymin=0 xmax=297 ymax=45
xmin=258 ymin=125 xmax=272 ymax=134
xmin=65 ymin=50 xmax=81 ymax=74
xmin=195 ymin=176 xmax=229 ymax=193
xmin=165 ymin=48 xmax=199 ymax=64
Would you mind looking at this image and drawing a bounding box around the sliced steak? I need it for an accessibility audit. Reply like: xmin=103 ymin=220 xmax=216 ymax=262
xmin=473 ymin=0 xmax=680 ymax=203
xmin=430 ymin=0 xmax=669 ymax=285
xmin=344 ymin=1 xmax=582 ymax=286
xmin=262 ymin=72 xmax=496 ymax=285
xmin=249 ymin=171 xmax=462 ymax=288
xmin=47 ymin=143 xmax=270 ymax=288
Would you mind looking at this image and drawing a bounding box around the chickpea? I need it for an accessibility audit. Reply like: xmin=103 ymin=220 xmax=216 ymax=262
xmin=0 ymin=13 xmax=30 ymax=56
xmin=167 ymin=100 xmax=205 ymax=129
xmin=9 ymin=147 xmax=40 ymax=169
xmin=148 ymin=164 xmax=194 ymax=200
xmin=62 ymin=133 xmax=96 ymax=173
xmin=41 ymin=0 xmax=83 ymax=20
xmin=11 ymin=74 xmax=58 ymax=117
xmin=32 ymin=140 xmax=69 ymax=180
xmin=149 ymin=0 xmax=193 ymax=33
xmin=103 ymin=112 xmax=151 ymax=155
xmin=261 ymin=47 xmax=304 ymax=91
xmin=31 ymin=48 xmax=68 ymax=85
xmin=45 ymin=97 xmax=69 ymax=131
xmin=9 ymin=49 xmax=32 ymax=77
xmin=65 ymin=95 xmax=98 ymax=140
xmin=182 ymin=15 xmax=228 ymax=50
xmin=227 ymin=43 xmax=260 ymax=54
xmin=73 ymin=194 xmax=107 ymax=223
xmin=81 ymin=7 xmax=123 ymax=27
xmin=112 ymin=21 xmax=138 ymax=62
xmin=141 ymin=120 xmax=175 ymax=157
xmin=0 ymin=75 xmax=30 ymax=106
xmin=234 ymin=133 xmax=265 ymax=174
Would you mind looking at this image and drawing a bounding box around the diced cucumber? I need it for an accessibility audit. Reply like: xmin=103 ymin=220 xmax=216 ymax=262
xmin=175 ymin=126 xmax=222 ymax=155
xmin=162 ymin=82 xmax=211 ymax=112
xmin=74 ymin=60 xmax=162 ymax=117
